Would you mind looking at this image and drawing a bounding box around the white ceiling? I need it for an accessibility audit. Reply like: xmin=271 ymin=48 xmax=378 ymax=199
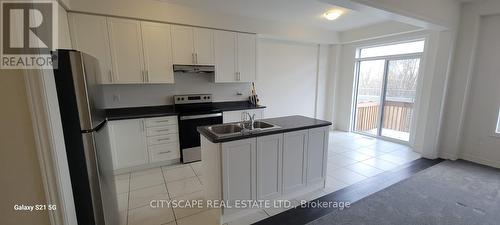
xmin=160 ymin=0 xmax=388 ymax=31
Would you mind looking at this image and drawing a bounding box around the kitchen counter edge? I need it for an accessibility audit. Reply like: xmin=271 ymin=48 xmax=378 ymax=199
xmin=197 ymin=115 xmax=332 ymax=143
xmin=105 ymin=101 xmax=266 ymax=121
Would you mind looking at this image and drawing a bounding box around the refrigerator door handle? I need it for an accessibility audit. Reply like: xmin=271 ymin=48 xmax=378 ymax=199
xmin=81 ymin=132 xmax=105 ymax=225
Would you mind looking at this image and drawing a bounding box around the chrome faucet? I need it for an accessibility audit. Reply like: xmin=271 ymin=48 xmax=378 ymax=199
xmin=242 ymin=112 xmax=256 ymax=130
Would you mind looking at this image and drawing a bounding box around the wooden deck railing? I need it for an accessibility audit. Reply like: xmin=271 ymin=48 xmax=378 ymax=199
xmin=355 ymin=100 xmax=413 ymax=132
xmin=355 ymin=101 xmax=379 ymax=132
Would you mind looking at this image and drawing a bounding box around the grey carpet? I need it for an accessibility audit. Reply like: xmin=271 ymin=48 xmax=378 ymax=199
xmin=307 ymin=160 xmax=500 ymax=225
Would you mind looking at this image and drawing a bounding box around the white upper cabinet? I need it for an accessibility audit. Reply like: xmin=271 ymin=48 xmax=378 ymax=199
xmin=68 ymin=13 xmax=113 ymax=84
xmin=214 ymin=30 xmax=256 ymax=83
xmin=193 ymin=28 xmax=214 ymax=65
xmin=140 ymin=22 xmax=174 ymax=83
xmin=214 ymin=30 xmax=237 ymax=82
xmin=171 ymin=25 xmax=195 ymax=65
xmin=171 ymin=25 xmax=214 ymax=65
xmin=237 ymin=33 xmax=257 ymax=82
xmin=69 ymin=13 xmax=253 ymax=84
xmin=107 ymin=18 xmax=145 ymax=83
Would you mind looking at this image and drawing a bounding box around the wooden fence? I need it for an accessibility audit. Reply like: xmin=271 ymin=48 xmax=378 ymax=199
xmin=355 ymin=100 xmax=413 ymax=132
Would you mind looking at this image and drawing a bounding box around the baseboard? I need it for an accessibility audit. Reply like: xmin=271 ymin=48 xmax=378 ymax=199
xmin=439 ymin=151 xmax=458 ymax=160
xmin=460 ymin=153 xmax=500 ymax=169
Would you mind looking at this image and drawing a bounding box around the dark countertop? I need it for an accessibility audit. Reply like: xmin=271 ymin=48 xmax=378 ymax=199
xmin=105 ymin=101 xmax=266 ymax=121
xmin=197 ymin=115 xmax=332 ymax=143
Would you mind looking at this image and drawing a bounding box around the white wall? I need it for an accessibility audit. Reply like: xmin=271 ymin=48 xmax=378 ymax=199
xmin=101 ymin=73 xmax=251 ymax=108
xmin=441 ymin=14 xmax=500 ymax=167
xmin=315 ymin=44 xmax=331 ymax=120
xmin=0 ymin=70 xmax=51 ymax=225
xmin=413 ymin=30 xmax=455 ymax=158
xmin=57 ymin=2 xmax=72 ymax=49
xmin=339 ymin=21 xmax=422 ymax=43
xmin=324 ymin=44 xmax=342 ymax=128
xmin=255 ymin=39 xmax=323 ymax=118
xmin=439 ymin=0 xmax=500 ymax=168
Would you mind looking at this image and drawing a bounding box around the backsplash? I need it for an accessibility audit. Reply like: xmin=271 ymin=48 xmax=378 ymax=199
xmin=101 ymin=73 xmax=252 ymax=108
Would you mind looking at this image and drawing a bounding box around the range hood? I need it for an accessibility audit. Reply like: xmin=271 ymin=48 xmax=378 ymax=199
xmin=173 ymin=64 xmax=215 ymax=73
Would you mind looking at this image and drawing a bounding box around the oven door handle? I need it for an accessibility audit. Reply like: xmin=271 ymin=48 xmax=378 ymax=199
xmin=180 ymin=113 xmax=222 ymax=120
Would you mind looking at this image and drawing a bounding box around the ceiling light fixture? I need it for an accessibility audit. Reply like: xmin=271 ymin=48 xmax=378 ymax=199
xmin=323 ymin=9 xmax=343 ymax=20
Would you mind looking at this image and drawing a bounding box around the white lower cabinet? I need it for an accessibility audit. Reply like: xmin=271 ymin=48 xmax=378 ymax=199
xmin=109 ymin=119 xmax=148 ymax=170
xmin=282 ymin=130 xmax=308 ymax=194
xmin=109 ymin=116 xmax=180 ymax=172
xmin=222 ymin=138 xmax=256 ymax=215
xmin=222 ymin=108 xmax=264 ymax=123
xmin=218 ymin=126 xmax=328 ymax=217
xmin=307 ymin=127 xmax=329 ymax=184
xmin=148 ymin=143 xmax=180 ymax=163
xmin=256 ymin=134 xmax=283 ymax=200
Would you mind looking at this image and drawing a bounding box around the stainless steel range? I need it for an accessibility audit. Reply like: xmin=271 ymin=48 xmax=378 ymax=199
xmin=174 ymin=94 xmax=223 ymax=163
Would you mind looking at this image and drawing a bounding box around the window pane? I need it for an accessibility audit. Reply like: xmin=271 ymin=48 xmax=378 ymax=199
xmin=359 ymin=40 xmax=425 ymax=58
xmin=354 ymin=60 xmax=385 ymax=135
xmin=381 ymin=58 xmax=420 ymax=141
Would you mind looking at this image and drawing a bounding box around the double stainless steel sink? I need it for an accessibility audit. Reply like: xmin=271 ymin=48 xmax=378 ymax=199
xmin=207 ymin=121 xmax=280 ymax=137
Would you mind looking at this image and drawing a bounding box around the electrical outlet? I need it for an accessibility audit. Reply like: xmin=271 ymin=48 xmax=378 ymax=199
xmin=113 ymin=94 xmax=120 ymax=102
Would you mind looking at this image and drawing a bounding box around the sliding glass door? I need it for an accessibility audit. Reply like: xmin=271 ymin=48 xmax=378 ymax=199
xmin=353 ymin=40 xmax=424 ymax=142
xmin=353 ymin=60 xmax=385 ymax=136
xmin=380 ymin=58 xmax=420 ymax=141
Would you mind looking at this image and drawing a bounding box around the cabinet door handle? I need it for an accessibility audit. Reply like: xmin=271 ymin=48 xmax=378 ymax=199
xmin=195 ymin=53 xmax=198 ymax=64
xmin=158 ymin=150 xmax=172 ymax=155
xmin=192 ymin=53 xmax=196 ymax=64
xmin=146 ymin=70 xmax=150 ymax=82
xmin=142 ymin=120 xmax=145 ymax=131
xmin=155 ymin=120 xmax=170 ymax=123
xmin=156 ymin=129 xmax=171 ymax=132
xmin=157 ymin=137 xmax=171 ymax=141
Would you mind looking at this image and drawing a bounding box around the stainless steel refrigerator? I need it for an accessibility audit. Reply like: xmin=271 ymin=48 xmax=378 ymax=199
xmin=53 ymin=50 xmax=118 ymax=225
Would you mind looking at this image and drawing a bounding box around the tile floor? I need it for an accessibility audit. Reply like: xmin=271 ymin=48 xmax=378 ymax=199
xmin=113 ymin=131 xmax=421 ymax=225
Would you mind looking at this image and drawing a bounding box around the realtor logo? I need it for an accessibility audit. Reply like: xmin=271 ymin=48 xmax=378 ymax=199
xmin=1 ymin=1 xmax=57 ymax=69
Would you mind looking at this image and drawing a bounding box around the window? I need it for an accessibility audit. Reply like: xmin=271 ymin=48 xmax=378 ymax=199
xmin=496 ymin=107 xmax=500 ymax=134
xmin=357 ymin=40 xmax=425 ymax=59
xmin=352 ymin=40 xmax=424 ymax=142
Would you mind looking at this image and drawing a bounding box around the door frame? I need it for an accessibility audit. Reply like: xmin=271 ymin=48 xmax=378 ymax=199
xmin=351 ymin=44 xmax=424 ymax=144
xmin=24 ymin=68 xmax=78 ymax=225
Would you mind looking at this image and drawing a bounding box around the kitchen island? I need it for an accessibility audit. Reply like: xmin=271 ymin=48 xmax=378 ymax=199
xmin=197 ymin=115 xmax=331 ymax=223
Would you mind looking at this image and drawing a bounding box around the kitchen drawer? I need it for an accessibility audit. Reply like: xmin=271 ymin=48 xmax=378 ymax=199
xmin=145 ymin=116 xmax=177 ymax=127
xmin=147 ymin=134 xmax=178 ymax=146
xmin=149 ymin=143 xmax=180 ymax=162
xmin=146 ymin=125 xmax=178 ymax=137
